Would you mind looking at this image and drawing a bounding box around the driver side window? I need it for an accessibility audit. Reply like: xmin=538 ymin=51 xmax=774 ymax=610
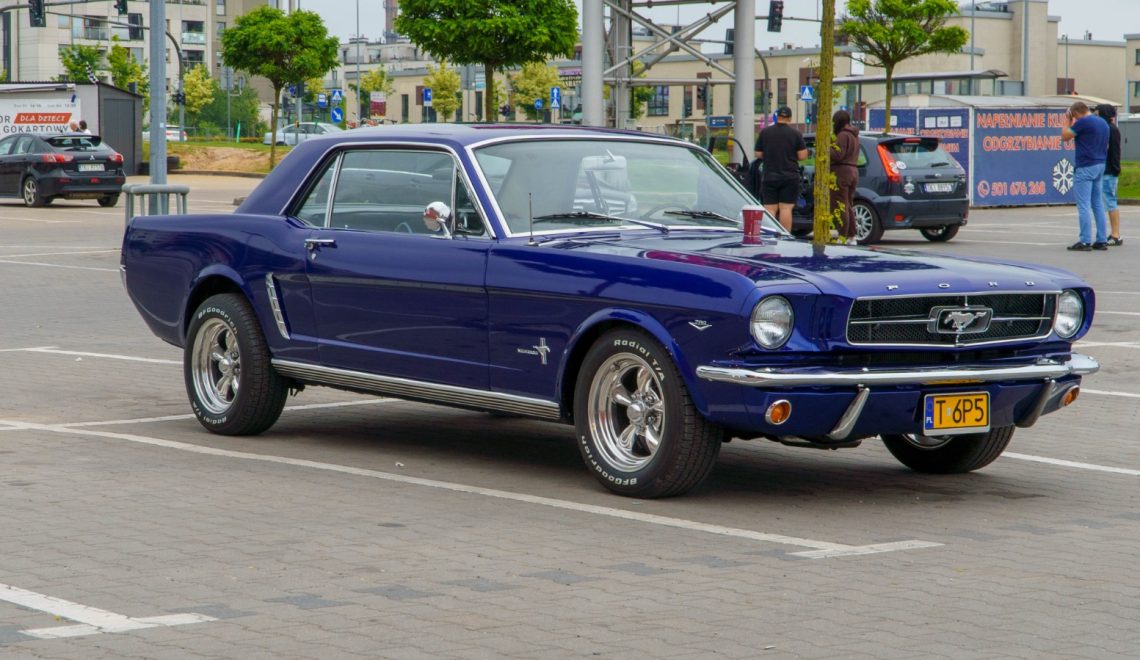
xmin=329 ymin=149 xmax=455 ymax=233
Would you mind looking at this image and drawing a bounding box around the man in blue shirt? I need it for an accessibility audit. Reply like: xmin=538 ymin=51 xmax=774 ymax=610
xmin=1060 ymin=101 xmax=1109 ymax=251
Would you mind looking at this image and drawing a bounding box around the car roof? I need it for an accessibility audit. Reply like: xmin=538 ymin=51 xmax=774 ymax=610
xmin=804 ymin=131 xmax=939 ymax=143
xmin=319 ymin=123 xmax=684 ymax=148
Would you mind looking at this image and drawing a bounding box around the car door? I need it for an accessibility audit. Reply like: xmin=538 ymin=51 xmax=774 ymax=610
xmin=0 ymin=136 xmax=17 ymax=193
xmin=304 ymin=147 xmax=492 ymax=389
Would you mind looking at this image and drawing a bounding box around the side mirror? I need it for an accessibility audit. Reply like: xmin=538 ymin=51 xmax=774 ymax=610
xmin=423 ymin=201 xmax=453 ymax=239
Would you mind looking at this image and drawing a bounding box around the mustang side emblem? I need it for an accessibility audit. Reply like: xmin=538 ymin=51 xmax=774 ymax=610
xmin=929 ymin=306 xmax=993 ymax=334
xmin=689 ymin=320 xmax=712 ymax=331
xmin=517 ymin=337 xmax=550 ymax=365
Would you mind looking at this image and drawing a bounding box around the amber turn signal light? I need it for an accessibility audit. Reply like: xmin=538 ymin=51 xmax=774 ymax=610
xmin=765 ymin=400 xmax=792 ymax=425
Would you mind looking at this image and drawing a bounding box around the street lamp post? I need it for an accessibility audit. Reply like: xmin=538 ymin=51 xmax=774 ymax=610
xmin=355 ymin=0 xmax=362 ymax=123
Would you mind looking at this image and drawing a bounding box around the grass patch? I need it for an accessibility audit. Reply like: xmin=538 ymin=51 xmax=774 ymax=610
xmin=1119 ymin=161 xmax=1140 ymax=199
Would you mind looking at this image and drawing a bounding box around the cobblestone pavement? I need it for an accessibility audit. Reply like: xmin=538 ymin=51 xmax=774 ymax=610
xmin=1 ymin=179 xmax=1139 ymax=658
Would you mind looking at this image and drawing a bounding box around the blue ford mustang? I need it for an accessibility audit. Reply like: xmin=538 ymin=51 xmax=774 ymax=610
xmin=121 ymin=124 xmax=1098 ymax=497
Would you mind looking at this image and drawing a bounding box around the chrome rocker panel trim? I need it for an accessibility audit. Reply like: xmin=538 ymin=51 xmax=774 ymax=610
xmin=695 ymin=354 xmax=1099 ymax=388
xmin=272 ymin=359 xmax=563 ymax=420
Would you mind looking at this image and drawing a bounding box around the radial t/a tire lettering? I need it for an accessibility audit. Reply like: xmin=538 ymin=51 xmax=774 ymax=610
xmin=184 ymin=293 xmax=289 ymax=435
xmin=881 ymin=425 xmax=1015 ymax=474
xmin=573 ymin=329 xmax=723 ymax=498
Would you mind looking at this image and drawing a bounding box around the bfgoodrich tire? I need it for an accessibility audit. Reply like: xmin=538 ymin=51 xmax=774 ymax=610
xmin=184 ymin=293 xmax=289 ymax=435
xmin=881 ymin=425 xmax=1015 ymax=474
xmin=574 ymin=330 xmax=723 ymax=498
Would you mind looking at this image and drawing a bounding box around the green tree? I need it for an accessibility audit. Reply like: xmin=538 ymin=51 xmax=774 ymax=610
xmin=423 ymin=61 xmax=461 ymax=122
xmin=840 ymin=0 xmax=968 ymax=129
xmin=108 ymin=39 xmax=149 ymax=111
xmin=510 ymin=62 xmax=560 ymax=121
xmin=182 ymin=64 xmax=215 ymax=126
xmin=199 ymin=80 xmax=264 ymax=139
xmin=813 ymin=0 xmax=838 ymax=245
xmin=351 ymin=68 xmax=395 ymax=120
xmin=395 ymin=0 xmax=578 ymax=123
xmin=221 ymin=6 xmax=339 ymax=166
xmin=59 ymin=45 xmax=103 ymax=83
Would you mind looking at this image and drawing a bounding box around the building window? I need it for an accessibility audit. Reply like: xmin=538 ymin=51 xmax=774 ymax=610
xmin=216 ymin=0 xmax=226 ymax=15
xmin=183 ymin=50 xmax=205 ymax=66
xmin=401 ymin=94 xmax=410 ymax=123
xmin=1135 ymin=49 xmax=1140 ymax=65
xmin=683 ymin=85 xmax=692 ymax=117
xmin=754 ymin=79 xmax=770 ymax=114
xmin=128 ymin=13 xmax=143 ymax=40
xmin=777 ymin=78 xmax=787 ymax=107
xmin=56 ymin=14 xmax=70 ymax=29
xmin=1132 ymin=81 xmax=1140 ymax=97
xmin=216 ymin=22 xmax=225 ymax=38
xmin=182 ymin=20 xmax=206 ymax=45
xmin=74 ymin=16 xmax=109 ymax=41
xmin=647 ymin=85 xmax=669 ymax=116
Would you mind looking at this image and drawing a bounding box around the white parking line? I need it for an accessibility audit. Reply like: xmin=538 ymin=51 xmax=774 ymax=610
xmin=0 ymin=216 xmax=81 ymax=224
xmin=947 ymin=240 xmax=1057 ymax=246
xmin=19 ymin=347 xmax=181 ymax=365
xmin=1005 ymin=453 xmax=1140 ymax=477
xmin=1098 ymin=310 xmax=1140 ymax=317
xmin=0 ymin=582 xmax=215 ymax=639
xmin=0 ymin=259 xmax=117 ymax=272
xmin=0 ymin=419 xmax=940 ymax=559
xmin=0 ymin=249 xmax=118 ymax=259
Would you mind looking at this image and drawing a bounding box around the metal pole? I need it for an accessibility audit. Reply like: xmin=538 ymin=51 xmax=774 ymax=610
xmin=969 ymin=1 xmax=975 ymax=78
xmin=147 ymin=0 xmax=167 ymax=210
xmin=355 ymin=0 xmax=361 ymax=123
xmin=582 ymin=0 xmax=604 ymax=126
xmin=612 ymin=0 xmax=631 ymax=129
xmin=732 ymin=0 xmax=755 ymax=157
xmin=1064 ymin=35 xmax=1069 ymax=94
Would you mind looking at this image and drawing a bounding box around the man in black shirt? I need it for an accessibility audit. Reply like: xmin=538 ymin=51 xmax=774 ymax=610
xmin=754 ymin=106 xmax=808 ymax=231
xmin=1096 ymin=104 xmax=1123 ymax=245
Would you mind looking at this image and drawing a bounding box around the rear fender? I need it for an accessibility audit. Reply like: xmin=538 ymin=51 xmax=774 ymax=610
xmin=181 ymin=265 xmax=255 ymax=344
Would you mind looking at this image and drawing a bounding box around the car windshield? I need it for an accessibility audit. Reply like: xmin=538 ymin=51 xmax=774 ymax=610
xmin=473 ymin=138 xmax=776 ymax=234
xmin=883 ymin=139 xmax=956 ymax=168
xmin=46 ymin=136 xmax=106 ymax=151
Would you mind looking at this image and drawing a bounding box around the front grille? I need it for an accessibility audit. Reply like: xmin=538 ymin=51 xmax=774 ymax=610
xmin=848 ymin=293 xmax=1055 ymax=346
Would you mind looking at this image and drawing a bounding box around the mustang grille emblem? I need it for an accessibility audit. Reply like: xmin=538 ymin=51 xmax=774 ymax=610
xmin=928 ymin=306 xmax=993 ymax=335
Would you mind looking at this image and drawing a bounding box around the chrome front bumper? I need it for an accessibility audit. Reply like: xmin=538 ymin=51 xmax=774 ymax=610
xmin=696 ymin=354 xmax=1098 ymax=441
xmin=695 ymin=354 xmax=1099 ymax=388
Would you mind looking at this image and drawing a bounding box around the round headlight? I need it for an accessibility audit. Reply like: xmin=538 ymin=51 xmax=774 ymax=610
xmin=751 ymin=296 xmax=794 ymax=349
xmin=1055 ymin=289 xmax=1084 ymax=339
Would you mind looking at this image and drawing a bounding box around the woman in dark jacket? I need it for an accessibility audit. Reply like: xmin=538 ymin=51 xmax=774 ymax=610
xmin=830 ymin=110 xmax=860 ymax=244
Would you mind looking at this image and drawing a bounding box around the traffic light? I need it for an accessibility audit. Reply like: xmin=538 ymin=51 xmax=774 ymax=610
xmin=698 ymin=84 xmax=709 ymax=107
xmin=29 ymin=0 xmax=46 ymax=27
xmin=767 ymin=0 xmax=784 ymax=33
xmin=115 ymin=0 xmax=129 ymax=15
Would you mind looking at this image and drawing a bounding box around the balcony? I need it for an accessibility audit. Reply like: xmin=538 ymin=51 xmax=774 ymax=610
xmin=74 ymin=26 xmax=110 ymax=41
xmin=181 ymin=32 xmax=207 ymax=45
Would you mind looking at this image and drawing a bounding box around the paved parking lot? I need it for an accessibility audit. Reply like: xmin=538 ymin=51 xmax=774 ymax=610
xmin=2 ymin=176 xmax=1140 ymax=658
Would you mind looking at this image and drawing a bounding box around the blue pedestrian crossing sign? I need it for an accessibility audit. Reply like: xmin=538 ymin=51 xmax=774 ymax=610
xmin=550 ymin=86 xmax=561 ymax=109
xmin=331 ymin=107 xmax=343 ymax=123
xmin=800 ymin=85 xmax=814 ymax=102
xmin=331 ymin=89 xmax=343 ymax=103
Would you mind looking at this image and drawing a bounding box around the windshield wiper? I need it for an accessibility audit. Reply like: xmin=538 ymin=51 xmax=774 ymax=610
xmin=532 ymin=211 xmax=623 ymax=224
xmin=664 ymin=209 xmax=738 ymax=225
xmin=531 ymin=211 xmax=670 ymax=234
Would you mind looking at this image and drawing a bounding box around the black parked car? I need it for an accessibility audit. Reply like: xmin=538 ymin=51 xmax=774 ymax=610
xmin=0 ymin=133 xmax=127 ymax=207
xmin=791 ymin=133 xmax=969 ymax=243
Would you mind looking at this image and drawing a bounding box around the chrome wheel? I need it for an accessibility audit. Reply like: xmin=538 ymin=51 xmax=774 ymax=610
xmin=853 ymin=203 xmax=874 ymax=241
xmin=22 ymin=178 xmax=39 ymax=206
xmin=190 ymin=317 xmax=242 ymax=415
xmin=587 ymin=352 xmax=666 ymax=472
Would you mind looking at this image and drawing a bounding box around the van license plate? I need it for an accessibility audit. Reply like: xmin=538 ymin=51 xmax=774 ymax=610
xmin=923 ymin=392 xmax=989 ymax=435
xmin=924 ymin=182 xmax=954 ymax=193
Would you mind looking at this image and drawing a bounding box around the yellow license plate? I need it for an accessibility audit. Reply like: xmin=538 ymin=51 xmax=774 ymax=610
xmin=923 ymin=392 xmax=989 ymax=435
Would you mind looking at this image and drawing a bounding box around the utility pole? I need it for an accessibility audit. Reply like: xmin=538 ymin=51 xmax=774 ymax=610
xmin=148 ymin=0 xmax=167 ymax=200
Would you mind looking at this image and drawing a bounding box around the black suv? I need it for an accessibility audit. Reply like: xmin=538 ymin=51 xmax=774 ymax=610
xmin=791 ymin=133 xmax=969 ymax=243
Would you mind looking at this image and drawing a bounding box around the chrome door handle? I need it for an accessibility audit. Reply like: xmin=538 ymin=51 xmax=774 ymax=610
xmin=304 ymin=238 xmax=336 ymax=250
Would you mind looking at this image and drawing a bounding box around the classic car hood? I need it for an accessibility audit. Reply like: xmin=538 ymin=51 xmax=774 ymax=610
xmin=555 ymin=232 xmax=1080 ymax=298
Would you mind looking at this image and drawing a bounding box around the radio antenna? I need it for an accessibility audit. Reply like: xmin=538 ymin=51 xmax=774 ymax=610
xmin=528 ymin=193 xmax=537 ymax=245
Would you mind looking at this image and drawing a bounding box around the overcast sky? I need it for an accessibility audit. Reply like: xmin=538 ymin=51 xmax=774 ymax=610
xmin=315 ymin=1 xmax=1134 ymax=51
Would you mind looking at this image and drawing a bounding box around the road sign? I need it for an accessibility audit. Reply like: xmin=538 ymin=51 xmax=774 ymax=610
xmin=550 ymin=86 xmax=561 ymax=109
xmin=317 ymin=93 xmax=328 ymax=108
xmin=331 ymin=89 xmax=343 ymax=103
xmin=534 ymin=98 xmax=544 ymax=110
xmin=331 ymin=107 xmax=343 ymax=123
xmin=287 ymin=84 xmax=296 ymax=96
xmin=423 ymin=88 xmax=432 ymax=107
xmin=800 ymin=85 xmax=814 ymax=102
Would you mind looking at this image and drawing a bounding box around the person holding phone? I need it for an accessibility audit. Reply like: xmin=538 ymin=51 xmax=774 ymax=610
xmin=1060 ymin=101 xmax=1109 ymax=251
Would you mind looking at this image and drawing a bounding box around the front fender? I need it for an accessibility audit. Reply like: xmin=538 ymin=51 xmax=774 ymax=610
xmin=557 ymin=307 xmax=715 ymax=419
